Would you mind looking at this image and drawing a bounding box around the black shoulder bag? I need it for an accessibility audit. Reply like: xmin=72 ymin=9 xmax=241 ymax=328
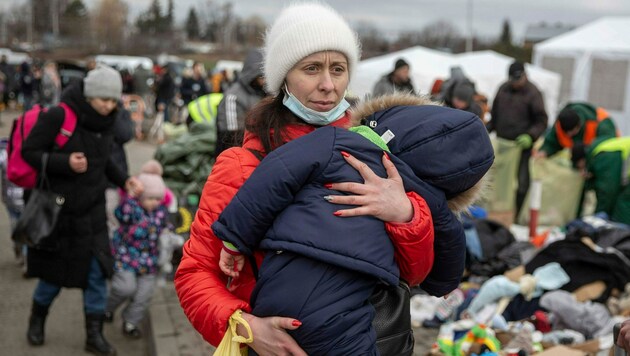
xmin=12 ymin=153 xmax=65 ymax=250
xmin=370 ymin=280 xmax=414 ymax=356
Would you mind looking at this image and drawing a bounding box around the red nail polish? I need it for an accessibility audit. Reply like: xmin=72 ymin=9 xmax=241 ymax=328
xmin=325 ymin=183 xmax=333 ymax=189
xmin=292 ymin=320 xmax=302 ymax=327
xmin=384 ymin=152 xmax=390 ymax=160
xmin=340 ymin=151 xmax=350 ymax=157
xmin=333 ymin=211 xmax=342 ymax=216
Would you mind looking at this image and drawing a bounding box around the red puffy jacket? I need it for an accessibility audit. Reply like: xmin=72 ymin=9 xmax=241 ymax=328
xmin=174 ymin=114 xmax=434 ymax=346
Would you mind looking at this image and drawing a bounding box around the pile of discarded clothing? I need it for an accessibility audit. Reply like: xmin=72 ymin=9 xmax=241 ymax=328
xmin=413 ymin=212 xmax=630 ymax=355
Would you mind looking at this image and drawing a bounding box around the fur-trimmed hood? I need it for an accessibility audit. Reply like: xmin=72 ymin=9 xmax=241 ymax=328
xmin=350 ymin=94 xmax=494 ymax=213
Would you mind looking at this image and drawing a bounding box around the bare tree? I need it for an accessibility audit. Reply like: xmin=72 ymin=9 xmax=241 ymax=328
xmin=92 ymin=0 xmax=128 ymax=52
xmin=394 ymin=20 xmax=464 ymax=52
xmin=4 ymin=3 xmax=30 ymax=45
xmin=356 ymin=21 xmax=390 ymax=59
xmin=60 ymin=0 xmax=90 ymax=47
xmin=235 ymin=15 xmax=265 ymax=47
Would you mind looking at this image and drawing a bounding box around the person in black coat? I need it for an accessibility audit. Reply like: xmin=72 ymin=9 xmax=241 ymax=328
xmin=154 ymin=65 xmax=176 ymax=123
xmin=21 ymin=64 xmax=143 ymax=355
xmin=179 ymin=62 xmax=209 ymax=105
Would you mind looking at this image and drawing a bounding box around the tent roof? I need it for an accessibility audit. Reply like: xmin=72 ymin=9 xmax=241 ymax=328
xmin=535 ymin=17 xmax=630 ymax=52
xmin=350 ymin=46 xmax=561 ymax=122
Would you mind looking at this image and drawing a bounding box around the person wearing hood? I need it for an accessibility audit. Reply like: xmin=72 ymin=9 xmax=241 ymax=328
xmin=213 ymin=94 xmax=493 ymax=355
xmin=450 ymin=82 xmax=483 ymax=117
xmin=21 ymin=64 xmax=143 ymax=355
xmin=372 ymin=58 xmax=416 ymax=97
xmin=214 ymin=48 xmax=267 ymax=157
xmin=175 ymin=3 xmax=441 ymax=355
xmin=438 ymin=66 xmax=476 ymax=108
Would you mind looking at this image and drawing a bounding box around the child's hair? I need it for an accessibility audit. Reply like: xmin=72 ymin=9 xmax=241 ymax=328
xmin=141 ymin=159 xmax=163 ymax=176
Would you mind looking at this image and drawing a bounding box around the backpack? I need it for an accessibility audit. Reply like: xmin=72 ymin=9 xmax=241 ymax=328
xmin=6 ymin=103 xmax=77 ymax=188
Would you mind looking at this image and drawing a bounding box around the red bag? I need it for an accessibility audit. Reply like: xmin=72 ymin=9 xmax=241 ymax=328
xmin=7 ymin=103 xmax=77 ymax=188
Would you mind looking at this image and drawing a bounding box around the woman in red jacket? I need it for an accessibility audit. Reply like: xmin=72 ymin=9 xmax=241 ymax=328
xmin=175 ymin=3 xmax=439 ymax=355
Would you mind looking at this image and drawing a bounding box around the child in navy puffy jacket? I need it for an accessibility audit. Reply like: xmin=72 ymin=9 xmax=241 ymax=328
xmin=214 ymin=97 xmax=494 ymax=355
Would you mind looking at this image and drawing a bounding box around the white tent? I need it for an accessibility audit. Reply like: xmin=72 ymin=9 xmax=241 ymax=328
xmin=533 ymin=17 xmax=630 ymax=135
xmin=350 ymin=46 xmax=561 ymax=124
xmin=350 ymin=46 xmax=452 ymax=99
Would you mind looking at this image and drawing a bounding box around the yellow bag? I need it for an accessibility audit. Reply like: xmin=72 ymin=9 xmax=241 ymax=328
xmin=213 ymin=310 xmax=253 ymax=356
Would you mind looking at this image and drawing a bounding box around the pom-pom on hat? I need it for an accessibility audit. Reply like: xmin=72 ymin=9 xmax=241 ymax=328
xmin=263 ymin=2 xmax=361 ymax=96
xmin=141 ymin=159 xmax=164 ymax=176
xmin=137 ymin=173 xmax=166 ymax=200
xmin=83 ymin=64 xmax=122 ymax=99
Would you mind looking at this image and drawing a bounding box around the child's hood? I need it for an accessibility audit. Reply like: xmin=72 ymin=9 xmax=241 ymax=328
xmin=351 ymin=94 xmax=494 ymax=212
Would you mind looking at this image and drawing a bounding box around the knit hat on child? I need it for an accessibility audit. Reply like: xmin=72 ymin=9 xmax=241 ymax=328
xmin=263 ymin=2 xmax=361 ymax=96
xmin=137 ymin=173 xmax=166 ymax=200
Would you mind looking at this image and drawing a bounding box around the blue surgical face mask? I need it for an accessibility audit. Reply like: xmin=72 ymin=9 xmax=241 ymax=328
xmin=282 ymin=87 xmax=350 ymax=126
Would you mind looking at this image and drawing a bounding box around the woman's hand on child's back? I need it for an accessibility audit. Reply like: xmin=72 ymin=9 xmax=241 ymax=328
xmin=324 ymin=151 xmax=413 ymax=223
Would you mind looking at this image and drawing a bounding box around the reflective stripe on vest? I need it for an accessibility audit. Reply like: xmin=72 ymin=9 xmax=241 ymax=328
xmin=555 ymin=107 xmax=609 ymax=148
xmin=188 ymin=93 xmax=223 ymax=124
xmin=592 ymin=137 xmax=630 ymax=185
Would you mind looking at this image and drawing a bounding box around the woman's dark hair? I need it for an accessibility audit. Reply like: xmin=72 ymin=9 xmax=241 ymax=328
xmin=245 ymin=94 xmax=299 ymax=154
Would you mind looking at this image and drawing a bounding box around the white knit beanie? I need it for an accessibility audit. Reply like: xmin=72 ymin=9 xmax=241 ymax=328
xmin=83 ymin=64 xmax=122 ymax=99
xmin=263 ymin=2 xmax=361 ymax=96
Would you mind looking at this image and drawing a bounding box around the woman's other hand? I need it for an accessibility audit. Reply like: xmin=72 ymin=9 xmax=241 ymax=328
xmin=219 ymin=249 xmax=245 ymax=278
xmin=125 ymin=176 xmax=144 ymax=198
xmin=69 ymin=152 xmax=88 ymax=173
xmin=237 ymin=312 xmax=307 ymax=356
xmin=325 ymin=151 xmax=413 ymax=223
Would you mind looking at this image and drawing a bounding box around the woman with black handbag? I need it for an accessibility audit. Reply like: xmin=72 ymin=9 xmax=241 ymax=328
xmin=174 ymin=3 xmax=490 ymax=355
xmin=21 ymin=64 xmax=142 ymax=355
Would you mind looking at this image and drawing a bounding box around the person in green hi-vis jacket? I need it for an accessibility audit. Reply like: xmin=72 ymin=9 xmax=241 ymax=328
xmin=572 ymin=137 xmax=630 ymax=225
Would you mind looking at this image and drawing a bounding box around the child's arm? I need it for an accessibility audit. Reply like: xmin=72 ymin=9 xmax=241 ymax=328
xmin=211 ymin=131 xmax=334 ymax=255
xmin=114 ymin=196 xmax=145 ymax=225
xmin=219 ymin=242 xmax=245 ymax=278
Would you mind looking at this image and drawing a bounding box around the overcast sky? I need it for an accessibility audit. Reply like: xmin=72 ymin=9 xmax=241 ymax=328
xmin=3 ymin=0 xmax=630 ymax=40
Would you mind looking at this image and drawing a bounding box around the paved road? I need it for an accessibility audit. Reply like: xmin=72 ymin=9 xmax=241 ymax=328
xmin=0 ymin=108 xmax=438 ymax=356
xmin=0 ymin=109 xmax=153 ymax=356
